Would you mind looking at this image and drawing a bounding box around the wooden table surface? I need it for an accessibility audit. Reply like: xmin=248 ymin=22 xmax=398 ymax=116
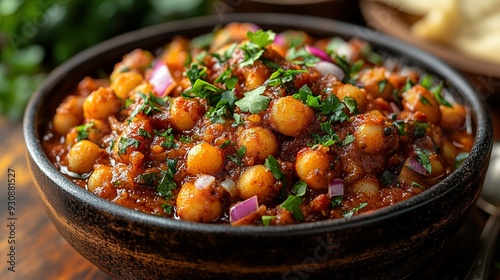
xmin=1 ymin=37 xmax=500 ymax=280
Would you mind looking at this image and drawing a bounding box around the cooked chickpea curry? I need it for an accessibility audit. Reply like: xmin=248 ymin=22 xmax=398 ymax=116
xmin=43 ymin=23 xmax=474 ymax=226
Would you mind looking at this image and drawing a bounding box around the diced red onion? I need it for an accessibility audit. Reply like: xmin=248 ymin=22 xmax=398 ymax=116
xmin=328 ymin=179 xmax=344 ymax=197
xmin=220 ymin=178 xmax=237 ymax=198
xmin=315 ymin=61 xmax=345 ymax=81
xmin=230 ymin=195 xmax=258 ymax=224
xmin=389 ymin=102 xmax=401 ymax=114
xmin=148 ymin=61 xmax=175 ymax=97
xmin=305 ymin=45 xmax=331 ymax=62
xmin=194 ymin=175 xmax=215 ymax=189
xmin=355 ymin=81 xmax=365 ymax=88
xmin=274 ymin=34 xmax=286 ymax=47
xmin=408 ymin=158 xmax=427 ymax=176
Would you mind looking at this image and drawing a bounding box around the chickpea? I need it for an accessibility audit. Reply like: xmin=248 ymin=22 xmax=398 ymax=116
xmin=176 ymin=181 xmax=222 ymax=222
xmin=52 ymin=95 xmax=84 ymax=135
xmin=402 ymin=85 xmax=441 ymax=124
xmin=351 ymin=176 xmax=380 ymax=196
xmin=68 ymin=140 xmax=101 ymax=174
xmin=111 ymin=72 xmax=144 ymax=100
xmin=237 ymin=165 xmax=276 ymax=202
xmin=83 ymin=87 xmax=121 ymax=120
xmin=295 ymin=147 xmax=332 ymax=190
xmin=186 ymin=142 xmax=224 ymax=175
xmin=241 ymin=61 xmax=271 ymax=89
xmin=169 ymin=97 xmax=204 ymax=131
xmin=335 ymin=84 xmax=368 ymax=113
xmin=353 ymin=113 xmax=398 ymax=156
xmin=359 ymin=67 xmax=393 ymax=100
xmin=237 ymin=127 xmax=278 ymax=162
xmin=87 ymin=165 xmax=112 ymax=192
xmin=439 ymin=104 xmax=466 ymax=131
xmin=270 ymin=96 xmax=314 ymax=136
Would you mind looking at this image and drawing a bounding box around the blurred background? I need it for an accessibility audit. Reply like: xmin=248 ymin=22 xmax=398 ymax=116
xmin=0 ymin=0 xmax=364 ymax=121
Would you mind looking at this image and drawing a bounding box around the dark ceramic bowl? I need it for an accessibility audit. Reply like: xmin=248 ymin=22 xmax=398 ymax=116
xmin=24 ymin=14 xmax=493 ymax=280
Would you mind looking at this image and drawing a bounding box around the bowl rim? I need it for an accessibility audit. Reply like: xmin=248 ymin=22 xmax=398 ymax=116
xmin=23 ymin=13 xmax=493 ymax=236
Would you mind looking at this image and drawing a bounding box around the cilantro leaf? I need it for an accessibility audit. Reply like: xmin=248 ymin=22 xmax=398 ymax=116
xmin=157 ymin=128 xmax=175 ymax=149
xmin=76 ymin=122 xmax=94 ymax=142
xmin=415 ymin=148 xmax=432 ymax=174
xmin=182 ymin=79 xmax=223 ymax=105
xmin=342 ymin=202 xmax=368 ymax=218
xmin=291 ymin=180 xmax=307 ymax=197
xmin=186 ymin=63 xmax=207 ymax=85
xmin=239 ymin=30 xmax=275 ymax=67
xmin=118 ymin=136 xmax=140 ymax=155
xmin=264 ymin=155 xmax=285 ymax=181
xmin=261 ymin=215 xmax=275 ymax=226
xmin=157 ymin=158 xmax=178 ymax=200
xmin=247 ymin=30 xmax=275 ymax=48
xmin=128 ymin=92 xmax=166 ymax=123
xmin=430 ymin=81 xmax=452 ymax=107
xmin=234 ymin=86 xmax=270 ymax=114
xmin=280 ymin=195 xmax=304 ymax=221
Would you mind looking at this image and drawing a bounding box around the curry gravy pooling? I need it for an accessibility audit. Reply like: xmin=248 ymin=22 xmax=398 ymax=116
xmin=42 ymin=23 xmax=473 ymax=226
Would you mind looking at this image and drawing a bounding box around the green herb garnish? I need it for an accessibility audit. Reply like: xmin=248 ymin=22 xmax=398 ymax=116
xmin=75 ymin=122 xmax=94 ymax=142
xmin=234 ymin=86 xmax=270 ymax=114
xmin=342 ymin=202 xmax=368 ymax=218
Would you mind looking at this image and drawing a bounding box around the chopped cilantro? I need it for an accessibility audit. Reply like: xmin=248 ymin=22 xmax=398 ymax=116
xmin=128 ymin=92 xmax=166 ymax=123
xmin=234 ymin=86 xmax=271 ymax=114
xmin=291 ymin=180 xmax=307 ymax=197
xmin=342 ymin=134 xmax=355 ymax=146
xmin=286 ymin=47 xmax=320 ymax=67
xmin=411 ymin=182 xmax=423 ymax=189
xmin=211 ymin=43 xmax=237 ymax=64
xmin=280 ymin=195 xmax=304 ymax=221
xmin=232 ymin=113 xmax=245 ymax=127
xmin=404 ymin=78 xmax=414 ymax=92
xmin=118 ymin=136 xmax=140 ymax=155
xmin=264 ymin=155 xmax=285 ymax=181
xmin=342 ymin=202 xmax=368 ymax=218
xmin=75 ymin=122 xmax=94 ymax=142
xmin=227 ymin=146 xmax=246 ymax=165
xmin=158 ymin=128 xmax=175 ymax=149
xmin=377 ymin=80 xmax=388 ymax=93
xmin=343 ymin=96 xmax=358 ymax=114
xmin=394 ymin=121 xmax=407 ymax=136
xmin=207 ymin=90 xmax=236 ymax=124
xmin=455 ymin=152 xmax=469 ymax=168
xmin=161 ymin=203 xmax=174 ymax=215
xmin=138 ymin=128 xmax=151 ymax=138
xmin=415 ymin=148 xmax=432 ymax=174
xmin=381 ymin=170 xmax=397 ymax=186
xmin=413 ymin=121 xmax=429 ymax=138
xmin=178 ymin=135 xmax=191 ymax=144
xmin=214 ymin=68 xmax=238 ymax=90
xmin=137 ymin=172 xmax=161 ymax=186
xmin=331 ymin=195 xmax=343 ymax=207
xmin=266 ymin=68 xmax=306 ymax=88
xmin=419 ymin=96 xmax=431 ymax=105
xmin=182 ymin=79 xmax=223 ymax=105
xmin=420 ymin=75 xmax=434 ymax=89
xmin=430 ymin=81 xmax=452 ymax=107
xmin=186 ymin=63 xmax=207 ymax=85
xmin=219 ymin=139 xmax=231 ymax=148
xmin=261 ymin=215 xmax=275 ymax=226
xmin=157 ymin=158 xmax=178 ymax=199
xmin=239 ymin=30 xmax=275 ymax=67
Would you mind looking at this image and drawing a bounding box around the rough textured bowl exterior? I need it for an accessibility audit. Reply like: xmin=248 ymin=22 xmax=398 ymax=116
xmin=24 ymin=14 xmax=493 ymax=280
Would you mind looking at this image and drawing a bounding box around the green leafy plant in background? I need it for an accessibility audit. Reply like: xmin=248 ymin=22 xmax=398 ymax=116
xmin=0 ymin=0 xmax=212 ymax=120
